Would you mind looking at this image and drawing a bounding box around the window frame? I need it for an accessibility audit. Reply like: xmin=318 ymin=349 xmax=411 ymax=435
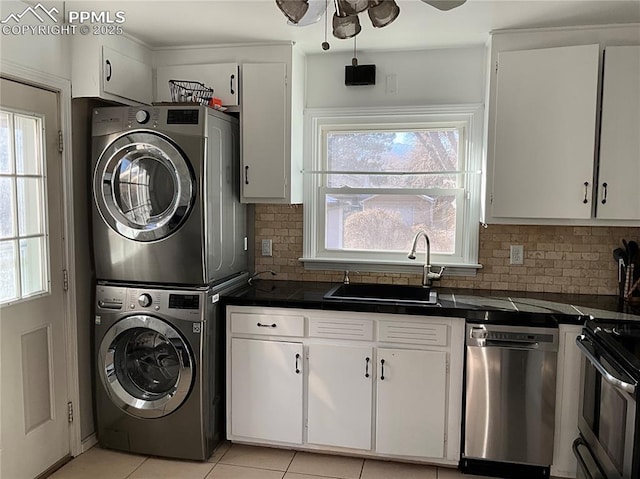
xmin=0 ymin=108 xmax=51 ymax=305
xmin=302 ymin=105 xmax=484 ymax=276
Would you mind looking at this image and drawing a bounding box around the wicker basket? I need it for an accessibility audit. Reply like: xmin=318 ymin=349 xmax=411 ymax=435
xmin=168 ymin=80 xmax=213 ymax=104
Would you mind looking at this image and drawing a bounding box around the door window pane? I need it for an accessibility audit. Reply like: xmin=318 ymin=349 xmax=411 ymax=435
xmin=0 ymin=112 xmax=12 ymax=174
xmin=14 ymin=115 xmax=40 ymax=175
xmin=19 ymin=237 xmax=45 ymax=297
xmin=0 ymin=240 xmax=18 ymax=302
xmin=0 ymin=109 xmax=49 ymax=304
xmin=17 ymin=178 xmax=44 ymax=236
xmin=0 ymin=177 xmax=16 ymax=238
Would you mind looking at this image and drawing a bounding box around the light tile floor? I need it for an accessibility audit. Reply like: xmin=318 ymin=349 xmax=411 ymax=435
xmin=48 ymin=442 xmax=499 ymax=479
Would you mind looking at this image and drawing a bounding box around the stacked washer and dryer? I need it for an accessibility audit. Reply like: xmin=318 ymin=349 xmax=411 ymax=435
xmin=91 ymin=106 xmax=248 ymax=460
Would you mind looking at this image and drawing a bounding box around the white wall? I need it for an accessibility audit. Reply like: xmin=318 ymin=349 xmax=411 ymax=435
xmin=0 ymin=1 xmax=71 ymax=79
xmin=305 ymin=46 xmax=486 ymax=108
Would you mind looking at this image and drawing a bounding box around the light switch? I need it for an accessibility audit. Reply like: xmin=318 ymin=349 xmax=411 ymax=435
xmin=261 ymin=239 xmax=273 ymax=257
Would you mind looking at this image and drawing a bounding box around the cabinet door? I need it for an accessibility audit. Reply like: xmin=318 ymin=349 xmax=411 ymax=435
xmin=241 ymin=63 xmax=287 ymax=201
xmin=491 ymin=44 xmax=599 ymax=219
xmin=597 ymin=45 xmax=640 ymax=220
xmin=230 ymin=338 xmax=303 ymax=444
xmin=307 ymin=344 xmax=373 ymax=450
xmin=155 ymin=63 xmax=239 ymax=106
xmin=102 ymin=46 xmax=152 ymax=105
xmin=376 ymin=348 xmax=447 ymax=458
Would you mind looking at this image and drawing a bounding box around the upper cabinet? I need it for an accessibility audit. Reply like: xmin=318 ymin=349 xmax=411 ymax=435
xmin=597 ymin=45 xmax=640 ymax=220
xmin=155 ymin=63 xmax=239 ymax=106
xmin=71 ymin=36 xmax=152 ymax=105
xmin=485 ymin=26 xmax=640 ymax=225
xmin=490 ymin=44 xmax=599 ymax=220
xmin=240 ymin=57 xmax=304 ymax=204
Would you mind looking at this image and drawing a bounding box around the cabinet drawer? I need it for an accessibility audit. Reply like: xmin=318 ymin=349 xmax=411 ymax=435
xmin=230 ymin=312 xmax=304 ymax=337
xmin=309 ymin=317 xmax=373 ymax=341
xmin=378 ymin=321 xmax=448 ymax=346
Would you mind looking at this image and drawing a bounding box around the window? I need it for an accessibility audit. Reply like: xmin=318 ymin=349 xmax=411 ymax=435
xmin=302 ymin=106 xmax=483 ymax=274
xmin=0 ymin=109 xmax=50 ymax=304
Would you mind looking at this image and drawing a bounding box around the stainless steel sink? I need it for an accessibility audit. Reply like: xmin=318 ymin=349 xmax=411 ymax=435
xmin=324 ymin=283 xmax=438 ymax=305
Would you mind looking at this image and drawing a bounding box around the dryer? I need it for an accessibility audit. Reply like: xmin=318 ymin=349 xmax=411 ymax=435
xmin=91 ymin=105 xmax=246 ymax=285
xmin=93 ymin=275 xmax=245 ymax=460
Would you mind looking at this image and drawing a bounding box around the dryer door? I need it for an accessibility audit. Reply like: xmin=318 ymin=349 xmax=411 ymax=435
xmin=94 ymin=131 xmax=195 ymax=242
xmin=99 ymin=314 xmax=194 ymax=418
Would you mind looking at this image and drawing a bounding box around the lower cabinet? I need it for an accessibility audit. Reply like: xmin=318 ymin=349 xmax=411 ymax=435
xmin=230 ymin=338 xmax=303 ymax=444
xmin=307 ymin=344 xmax=373 ymax=450
xmin=227 ymin=306 xmax=463 ymax=465
xmin=376 ymin=348 xmax=447 ymax=458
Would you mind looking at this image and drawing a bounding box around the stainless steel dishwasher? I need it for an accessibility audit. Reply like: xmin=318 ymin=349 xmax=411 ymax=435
xmin=462 ymin=323 xmax=559 ymax=477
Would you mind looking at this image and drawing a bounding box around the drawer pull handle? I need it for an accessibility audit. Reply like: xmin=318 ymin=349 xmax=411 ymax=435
xmin=380 ymin=359 xmax=385 ymax=380
xmin=256 ymin=322 xmax=276 ymax=328
xmin=365 ymin=357 xmax=370 ymax=378
xmin=601 ymin=182 xmax=608 ymax=205
xmin=295 ymin=353 xmax=301 ymax=374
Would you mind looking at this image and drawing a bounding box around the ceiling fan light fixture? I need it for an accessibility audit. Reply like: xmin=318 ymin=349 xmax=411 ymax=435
xmin=338 ymin=0 xmax=369 ymax=16
xmin=275 ymin=0 xmax=310 ymax=24
xmin=287 ymin=0 xmax=328 ymax=26
xmin=367 ymin=0 xmax=400 ymax=28
xmin=420 ymin=0 xmax=467 ymax=12
xmin=332 ymin=11 xmax=361 ymax=39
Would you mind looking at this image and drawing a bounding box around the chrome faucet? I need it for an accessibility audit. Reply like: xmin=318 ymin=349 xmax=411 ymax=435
xmin=407 ymin=230 xmax=445 ymax=287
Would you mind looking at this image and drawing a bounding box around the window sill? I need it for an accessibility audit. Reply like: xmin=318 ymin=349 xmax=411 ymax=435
xmin=299 ymin=257 xmax=482 ymax=277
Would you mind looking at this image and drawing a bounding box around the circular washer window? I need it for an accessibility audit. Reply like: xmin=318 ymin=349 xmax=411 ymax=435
xmin=99 ymin=315 xmax=194 ymax=418
xmin=94 ymin=131 xmax=195 ymax=242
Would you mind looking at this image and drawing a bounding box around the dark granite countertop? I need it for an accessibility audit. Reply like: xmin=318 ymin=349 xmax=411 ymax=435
xmin=222 ymin=280 xmax=640 ymax=327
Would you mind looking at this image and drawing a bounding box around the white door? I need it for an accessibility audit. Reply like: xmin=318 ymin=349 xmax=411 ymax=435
xmin=230 ymin=338 xmax=303 ymax=444
xmin=307 ymin=344 xmax=373 ymax=450
xmin=376 ymin=348 xmax=447 ymax=458
xmin=0 ymin=78 xmax=70 ymax=478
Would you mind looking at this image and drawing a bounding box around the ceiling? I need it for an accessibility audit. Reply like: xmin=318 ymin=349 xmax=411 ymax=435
xmin=64 ymin=0 xmax=640 ymax=53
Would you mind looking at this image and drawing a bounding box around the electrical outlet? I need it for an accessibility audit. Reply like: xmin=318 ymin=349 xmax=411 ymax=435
xmin=510 ymin=245 xmax=524 ymax=265
xmin=261 ymin=239 xmax=272 ymax=257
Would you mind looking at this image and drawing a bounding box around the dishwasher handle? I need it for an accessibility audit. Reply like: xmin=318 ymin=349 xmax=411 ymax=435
xmin=483 ymin=339 xmax=540 ymax=349
xmin=576 ymin=335 xmax=636 ymax=395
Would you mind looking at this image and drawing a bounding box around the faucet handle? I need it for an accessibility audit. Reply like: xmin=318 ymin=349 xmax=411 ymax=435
xmin=427 ymin=266 xmax=445 ymax=281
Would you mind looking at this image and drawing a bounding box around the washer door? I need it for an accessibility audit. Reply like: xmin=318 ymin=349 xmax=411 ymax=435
xmin=94 ymin=131 xmax=195 ymax=242
xmin=99 ymin=315 xmax=194 ymax=418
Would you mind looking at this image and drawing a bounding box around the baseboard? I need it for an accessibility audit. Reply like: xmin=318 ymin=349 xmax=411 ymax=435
xmin=81 ymin=433 xmax=98 ymax=454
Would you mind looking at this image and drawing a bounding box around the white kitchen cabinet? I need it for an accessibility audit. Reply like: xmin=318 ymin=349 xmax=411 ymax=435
xmin=240 ymin=58 xmax=304 ymax=204
xmin=155 ymin=63 xmax=239 ymax=106
xmin=71 ymin=36 xmax=152 ymax=105
xmin=226 ymin=305 xmax=463 ymax=466
xmin=376 ymin=348 xmax=448 ymax=458
xmin=596 ymin=45 xmax=640 ymax=220
xmin=551 ymin=324 xmax=583 ymax=478
xmin=230 ymin=338 xmax=303 ymax=444
xmin=307 ymin=344 xmax=373 ymax=450
xmin=490 ymin=44 xmax=600 ymax=220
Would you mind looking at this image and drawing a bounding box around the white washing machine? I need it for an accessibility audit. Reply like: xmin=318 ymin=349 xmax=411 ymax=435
xmin=93 ymin=274 xmax=246 ymax=460
xmin=91 ymin=105 xmax=247 ymax=285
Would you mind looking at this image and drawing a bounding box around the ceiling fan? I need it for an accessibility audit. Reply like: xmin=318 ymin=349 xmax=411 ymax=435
xmin=275 ymin=0 xmax=467 ymax=41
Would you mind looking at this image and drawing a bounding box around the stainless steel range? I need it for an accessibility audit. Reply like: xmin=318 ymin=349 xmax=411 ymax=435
xmin=574 ymin=317 xmax=640 ymax=479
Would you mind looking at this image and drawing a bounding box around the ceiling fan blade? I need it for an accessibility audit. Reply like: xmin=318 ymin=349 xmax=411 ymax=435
xmin=421 ymin=0 xmax=467 ymax=11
